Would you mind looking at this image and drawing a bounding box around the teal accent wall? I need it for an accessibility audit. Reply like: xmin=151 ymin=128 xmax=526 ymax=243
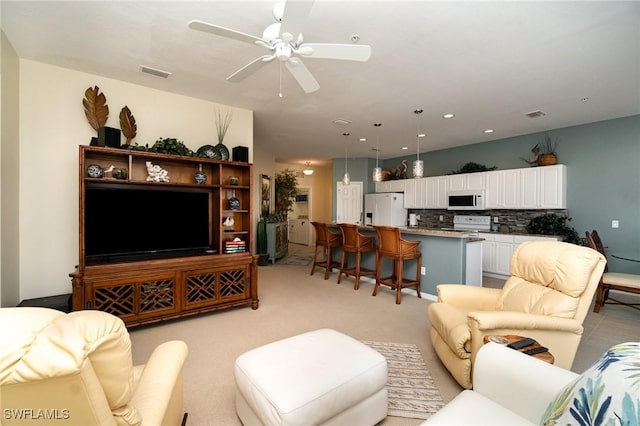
xmin=333 ymin=115 xmax=640 ymax=273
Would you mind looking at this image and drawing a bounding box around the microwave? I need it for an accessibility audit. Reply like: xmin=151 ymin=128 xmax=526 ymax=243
xmin=447 ymin=190 xmax=486 ymax=210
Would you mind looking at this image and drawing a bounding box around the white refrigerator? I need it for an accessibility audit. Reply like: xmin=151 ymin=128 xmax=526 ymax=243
xmin=364 ymin=193 xmax=407 ymax=227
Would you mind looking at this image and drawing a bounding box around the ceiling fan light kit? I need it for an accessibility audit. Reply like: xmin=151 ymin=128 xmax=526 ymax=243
xmin=188 ymin=0 xmax=371 ymax=95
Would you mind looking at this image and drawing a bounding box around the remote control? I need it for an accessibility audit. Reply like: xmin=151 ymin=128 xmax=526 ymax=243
xmin=523 ymin=346 xmax=549 ymax=356
xmin=507 ymin=337 xmax=536 ymax=350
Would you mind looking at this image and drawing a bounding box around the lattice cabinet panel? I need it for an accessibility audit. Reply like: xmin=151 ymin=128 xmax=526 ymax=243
xmin=219 ymin=269 xmax=248 ymax=299
xmin=140 ymin=280 xmax=175 ymax=313
xmin=186 ymin=273 xmax=217 ymax=306
xmin=94 ymin=284 xmax=135 ymax=317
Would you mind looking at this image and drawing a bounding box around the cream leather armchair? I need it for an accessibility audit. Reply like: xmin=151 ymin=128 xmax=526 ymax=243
xmin=0 ymin=307 xmax=188 ymax=425
xmin=428 ymin=241 xmax=606 ymax=389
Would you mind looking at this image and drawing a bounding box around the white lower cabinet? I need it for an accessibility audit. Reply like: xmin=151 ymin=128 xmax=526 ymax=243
xmin=479 ymin=233 xmax=560 ymax=276
xmin=288 ymin=219 xmax=310 ymax=245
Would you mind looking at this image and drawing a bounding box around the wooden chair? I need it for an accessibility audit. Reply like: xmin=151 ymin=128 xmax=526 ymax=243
xmin=310 ymin=222 xmax=342 ymax=280
xmin=337 ymin=223 xmax=377 ymax=289
xmin=373 ymin=226 xmax=422 ymax=304
xmin=586 ymin=230 xmax=640 ymax=312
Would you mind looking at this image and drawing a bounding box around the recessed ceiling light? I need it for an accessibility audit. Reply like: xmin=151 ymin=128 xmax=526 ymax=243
xmin=333 ymin=118 xmax=352 ymax=125
xmin=484 ymin=129 xmax=494 ymax=134
xmin=442 ymin=113 xmax=455 ymax=119
xmin=401 ymin=146 xmax=409 ymax=150
xmin=360 ymin=138 xmax=367 ymax=142
xmin=418 ymin=133 xmax=426 ymax=138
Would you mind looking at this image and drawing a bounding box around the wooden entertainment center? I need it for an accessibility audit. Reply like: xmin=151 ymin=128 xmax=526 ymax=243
xmin=71 ymin=146 xmax=258 ymax=327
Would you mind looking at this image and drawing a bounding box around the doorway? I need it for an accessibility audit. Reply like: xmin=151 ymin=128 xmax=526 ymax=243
xmin=290 ymin=186 xmax=312 ymax=246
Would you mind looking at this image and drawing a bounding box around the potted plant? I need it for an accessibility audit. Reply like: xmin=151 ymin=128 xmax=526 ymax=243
xmin=526 ymin=133 xmax=559 ymax=166
xmin=274 ymin=169 xmax=300 ymax=218
xmin=526 ymin=213 xmax=583 ymax=245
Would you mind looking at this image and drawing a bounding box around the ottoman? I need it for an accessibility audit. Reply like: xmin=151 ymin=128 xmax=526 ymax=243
xmin=234 ymin=329 xmax=388 ymax=425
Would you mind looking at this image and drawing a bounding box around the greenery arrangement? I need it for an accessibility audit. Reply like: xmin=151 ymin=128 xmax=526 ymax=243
xmin=147 ymin=137 xmax=195 ymax=156
xmin=274 ymin=169 xmax=299 ymax=218
xmin=526 ymin=213 xmax=583 ymax=245
xmin=215 ymin=109 xmax=233 ymax=144
xmin=525 ymin=133 xmax=560 ymax=165
xmin=450 ymin=162 xmax=497 ymax=174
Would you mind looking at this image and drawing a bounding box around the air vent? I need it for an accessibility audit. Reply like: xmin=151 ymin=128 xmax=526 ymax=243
xmin=525 ymin=110 xmax=546 ymax=118
xmin=141 ymin=66 xmax=172 ymax=78
xmin=332 ymin=118 xmax=352 ymax=125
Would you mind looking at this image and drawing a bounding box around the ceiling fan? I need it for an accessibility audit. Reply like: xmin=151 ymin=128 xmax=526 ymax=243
xmin=188 ymin=0 xmax=371 ymax=94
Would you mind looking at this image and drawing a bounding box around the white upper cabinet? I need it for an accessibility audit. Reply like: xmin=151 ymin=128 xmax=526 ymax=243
xmin=449 ymin=172 xmax=486 ymax=191
xmin=485 ymin=165 xmax=566 ymax=210
xmin=404 ymin=178 xmax=428 ymax=208
xmin=538 ymin=165 xmax=566 ymax=208
xmin=377 ymin=165 xmax=565 ymax=210
xmin=426 ymin=176 xmax=450 ymax=208
xmin=375 ymin=179 xmax=406 ymax=193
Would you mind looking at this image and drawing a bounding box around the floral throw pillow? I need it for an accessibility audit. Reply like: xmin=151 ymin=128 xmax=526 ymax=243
xmin=540 ymin=342 xmax=640 ymax=426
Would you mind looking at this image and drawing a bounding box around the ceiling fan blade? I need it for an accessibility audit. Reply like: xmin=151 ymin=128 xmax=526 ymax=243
xmin=188 ymin=20 xmax=264 ymax=45
xmin=285 ymin=59 xmax=320 ymax=93
xmin=302 ymin=43 xmax=372 ymax=61
xmin=279 ymin=0 xmax=315 ymax=43
xmin=227 ymin=55 xmax=273 ymax=82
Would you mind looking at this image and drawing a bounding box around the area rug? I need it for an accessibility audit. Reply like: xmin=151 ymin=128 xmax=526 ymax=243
xmin=279 ymin=254 xmax=313 ymax=266
xmin=363 ymin=341 xmax=445 ymax=420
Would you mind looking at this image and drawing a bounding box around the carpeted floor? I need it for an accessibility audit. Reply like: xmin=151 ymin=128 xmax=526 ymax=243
xmin=364 ymin=341 xmax=444 ymax=420
xmin=279 ymin=254 xmax=313 ymax=266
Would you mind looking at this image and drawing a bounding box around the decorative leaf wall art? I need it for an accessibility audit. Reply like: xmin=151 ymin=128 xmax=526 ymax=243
xmin=119 ymin=105 xmax=137 ymax=145
xmin=82 ymin=86 xmax=109 ymax=131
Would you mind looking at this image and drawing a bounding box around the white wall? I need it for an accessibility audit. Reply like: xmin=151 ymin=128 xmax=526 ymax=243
xmin=18 ymin=60 xmax=253 ymax=300
xmin=1 ymin=31 xmax=21 ymax=307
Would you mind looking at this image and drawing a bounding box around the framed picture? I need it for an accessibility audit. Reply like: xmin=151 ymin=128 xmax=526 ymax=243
xmin=261 ymin=174 xmax=273 ymax=217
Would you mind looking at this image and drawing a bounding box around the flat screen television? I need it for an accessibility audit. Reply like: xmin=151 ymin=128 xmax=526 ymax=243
xmin=84 ymin=185 xmax=212 ymax=264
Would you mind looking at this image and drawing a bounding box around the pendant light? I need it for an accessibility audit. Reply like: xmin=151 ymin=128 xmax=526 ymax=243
xmin=413 ymin=109 xmax=424 ymax=178
xmin=303 ymin=161 xmax=314 ymax=176
xmin=372 ymin=122 xmax=383 ymax=182
xmin=342 ymin=132 xmax=350 ymax=185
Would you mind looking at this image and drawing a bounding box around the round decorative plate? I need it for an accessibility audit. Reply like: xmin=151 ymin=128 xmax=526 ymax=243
xmin=86 ymin=163 xmax=104 ymax=178
xmin=214 ymin=143 xmax=229 ymax=160
xmin=197 ymin=144 xmax=219 ymax=159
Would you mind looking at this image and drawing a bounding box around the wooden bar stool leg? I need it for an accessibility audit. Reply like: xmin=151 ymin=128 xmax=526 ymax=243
xmin=416 ymin=257 xmax=422 ymax=298
xmin=337 ymin=249 xmax=347 ymax=284
xmin=324 ymin=247 xmax=332 ymax=280
xmin=354 ymin=251 xmax=362 ymax=290
xmin=373 ymin=253 xmax=381 ymax=296
xmin=310 ymin=244 xmax=319 ymax=276
xmin=396 ymin=259 xmax=403 ymax=305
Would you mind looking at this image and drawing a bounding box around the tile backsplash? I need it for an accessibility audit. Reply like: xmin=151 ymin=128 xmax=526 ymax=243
xmin=409 ymin=209 xmax=569 ymax=234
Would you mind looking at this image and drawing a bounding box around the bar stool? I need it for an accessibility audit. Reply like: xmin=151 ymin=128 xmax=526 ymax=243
xmin=337 ymin=223 xmax=377 ymax=290
xmin=310 ymin=222 xmax=342 ymax=280
xmin=373 ymin=225 xmax=422 ymax=304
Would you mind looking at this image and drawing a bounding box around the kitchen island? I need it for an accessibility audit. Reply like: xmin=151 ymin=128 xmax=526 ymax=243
xmin=329 ymin=225 xmax=483 ymax=298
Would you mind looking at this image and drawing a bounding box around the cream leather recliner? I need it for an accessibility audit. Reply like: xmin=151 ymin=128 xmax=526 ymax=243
xmin=428 ymin=240 xmax=606 ymax=389
xmin=0 ymin=307 xmax=188 ymax=425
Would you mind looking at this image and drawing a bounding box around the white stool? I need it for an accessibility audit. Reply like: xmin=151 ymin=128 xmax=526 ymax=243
xmin=234 ymin=329 xmax=388 ymax=425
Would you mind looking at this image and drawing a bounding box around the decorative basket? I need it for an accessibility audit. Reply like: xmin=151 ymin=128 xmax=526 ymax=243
xmin=537 ymin=153 xmax=558 ymax=166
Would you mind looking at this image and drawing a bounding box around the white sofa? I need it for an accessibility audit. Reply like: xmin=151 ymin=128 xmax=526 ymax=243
xmin=423 ymin=341 xmax=640 ymax=425
xmin=422 ymin=342 xmax=578 ymax=425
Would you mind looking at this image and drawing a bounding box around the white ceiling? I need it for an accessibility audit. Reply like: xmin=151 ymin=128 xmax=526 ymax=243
xmin=2 ymin=1 xmax=639 ymax=168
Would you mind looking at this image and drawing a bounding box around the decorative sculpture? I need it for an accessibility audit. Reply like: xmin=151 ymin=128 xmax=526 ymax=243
xmin=146 ymin=161 xmax=170 ymax=182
